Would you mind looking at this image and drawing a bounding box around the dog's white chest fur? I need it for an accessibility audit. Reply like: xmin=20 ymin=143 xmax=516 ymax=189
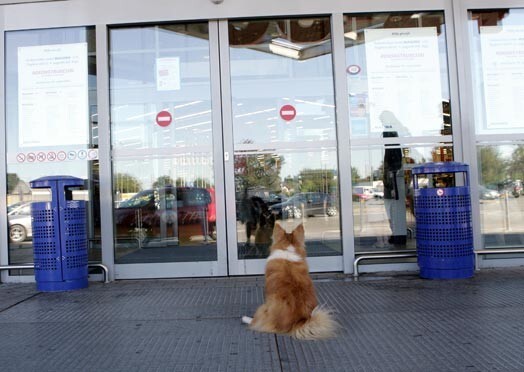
xmin=266 ymin=245 xmax=302 ymax=263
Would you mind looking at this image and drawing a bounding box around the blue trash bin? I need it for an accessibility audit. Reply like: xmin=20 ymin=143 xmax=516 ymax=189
xmin=412 ymin=162 xmax=474 ymax=279
xmin=30 ymin=176 xmax=88 ymax=291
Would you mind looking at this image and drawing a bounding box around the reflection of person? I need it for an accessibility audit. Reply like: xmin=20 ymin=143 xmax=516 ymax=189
xmin=381 ymin=111 xmax=407 ymax=246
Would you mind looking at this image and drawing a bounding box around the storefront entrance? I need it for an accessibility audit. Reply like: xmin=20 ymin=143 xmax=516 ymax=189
xmin=110 ymin=18 xmax=344 ymax=278
xmin=8 ymin=0 xmax=523 ymax=282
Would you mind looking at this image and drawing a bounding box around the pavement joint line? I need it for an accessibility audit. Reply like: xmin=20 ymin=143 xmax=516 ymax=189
xmin=274 ymin=334 xmax=284 ymax=372
xmin=0 ymin=292 xmax=41 ymax=314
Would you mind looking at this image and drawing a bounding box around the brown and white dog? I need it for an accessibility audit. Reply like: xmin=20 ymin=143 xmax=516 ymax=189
xmin=242 ymin=223 xmax=337 ymax=340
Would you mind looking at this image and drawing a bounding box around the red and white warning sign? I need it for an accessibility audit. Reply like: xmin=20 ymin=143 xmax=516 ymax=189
xmin=156 ymin=111 xmax=172 ymax=127
xmin=280 ymin=105 xmax=297 ymax=121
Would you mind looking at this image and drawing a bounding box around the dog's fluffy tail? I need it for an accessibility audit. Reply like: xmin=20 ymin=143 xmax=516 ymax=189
xmin=290 ymin=306 xmax=338 ymax=340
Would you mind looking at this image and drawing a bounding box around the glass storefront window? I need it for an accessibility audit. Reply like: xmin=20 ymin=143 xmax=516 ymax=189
xmin=469 ymin=10 xmax=524 ymax=251
xmin=469 ymin=9 xmax=524 ymax=135
xmin=5 ymin=27 xmax=100 ymax=267
xmin=109 ymin=23 xmax=217 ymax=263
xmin=477 ymin=145 xmax=524 ymax=248
xmin=228 ymin=17 xmax=342 ymax=260
xmin=352 ymin=144 xmax=453 ymax=252
xmin=344 ymin=12 xmax=451 ymax=139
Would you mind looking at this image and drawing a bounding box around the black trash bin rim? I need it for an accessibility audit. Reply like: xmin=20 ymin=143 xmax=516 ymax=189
xmin=412 ymin=161 xmax=468 ymax=175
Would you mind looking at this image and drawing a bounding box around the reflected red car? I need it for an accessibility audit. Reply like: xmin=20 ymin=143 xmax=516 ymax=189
xmin=114 ymin=186 xmax=216 ymax=239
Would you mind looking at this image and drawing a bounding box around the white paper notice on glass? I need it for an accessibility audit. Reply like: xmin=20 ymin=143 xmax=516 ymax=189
xmin=480 ymin=25 xmax=524 ymax=130
xmin=18 ymin=43 xmax=89 ymax=147
xmin=156 ymin=57 xmax=181 ymax=91
xmin=365 ymin=28 xmax=443 ymax=135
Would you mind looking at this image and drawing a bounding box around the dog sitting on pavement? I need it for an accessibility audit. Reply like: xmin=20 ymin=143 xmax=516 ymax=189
xmin=242 ymin=222 xmax=337 ymax=340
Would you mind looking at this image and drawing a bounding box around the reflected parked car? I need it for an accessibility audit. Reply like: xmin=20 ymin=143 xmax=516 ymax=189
xmin=269 ymin=192 xmax=338 ymax=219
xmin=8 ymin=202 xmax=33 ymax=243
xmin=512 ymin=180 xmax=523 ymax=198
xmin=114 ymin=186 xmax=216 ymax=239
xmin=479 ymin=186 xmax=500 ymax=200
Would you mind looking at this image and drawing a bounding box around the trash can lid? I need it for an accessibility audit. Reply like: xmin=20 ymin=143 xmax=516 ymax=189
xmin=412 ymin=162 xmax=469 ymax=175
xmin=30 ymin=176 xmax=85 ymax=188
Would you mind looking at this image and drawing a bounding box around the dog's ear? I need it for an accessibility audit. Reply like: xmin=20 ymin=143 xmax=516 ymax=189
xmin=291 ymin=223 xmax=305 ymax=246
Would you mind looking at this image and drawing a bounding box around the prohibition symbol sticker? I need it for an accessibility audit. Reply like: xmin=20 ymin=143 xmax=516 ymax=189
xmin=437 ymin=188 xmax=444 ymax=196
xmin=37 ymin=152 xmax=46 ymax=162
xmin=17 ymin=153 xmax=26 ymax=163
xmin=27 ymin=153 xmax=36 ymax=162
xmin=156 ymin=111 xmax=172 ymax=127
xmin=67 ymin=151 xmax=77 ymax=160
xmin=88 ymin=149 xmax=98 ymax=160
xmin=57 ymin=151 xmax=67 ymax=161
xmin=47 ymin=152 xmax=57 ymax=161
xmin=280 ymin=105 xmax=296 ymax=121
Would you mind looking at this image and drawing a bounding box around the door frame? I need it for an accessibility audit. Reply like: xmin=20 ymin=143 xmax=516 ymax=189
xmin=218 ymin=18 xmax=347 ymax=275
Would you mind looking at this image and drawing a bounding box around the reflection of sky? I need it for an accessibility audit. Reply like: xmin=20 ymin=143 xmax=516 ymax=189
xmin=230 ymin=46 xmax=336 ymax=145
xmin=110 ymin=25 xmax=215 ymax=189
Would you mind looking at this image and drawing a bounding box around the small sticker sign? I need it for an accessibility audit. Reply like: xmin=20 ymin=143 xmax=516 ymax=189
xmin=346 ymin=64 xmax=361 ymax=75
xmin=57 ymin=151 xmax=67 ymax=161
xmin=280 ymin=105 xmax=296 ymax=121
xmin=437 ymin=189 xmax=444 ymax=196
xmin=156 ymin=111 xmax=172 ymax=127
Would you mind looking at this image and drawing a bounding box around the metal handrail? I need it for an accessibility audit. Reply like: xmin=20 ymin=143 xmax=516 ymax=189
xmin=354 ymin=248 xmax=524 ymax=277
xmin=353 ymin=252 xmax=417 ymax=277
xmin=474 ymin=248 xmax=524 ymax=270
xmin=0 ymin=262 xmax=109 ymax=284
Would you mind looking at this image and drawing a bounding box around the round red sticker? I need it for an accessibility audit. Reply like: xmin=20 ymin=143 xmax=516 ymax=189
xmin=156 ymin=111 xmax=172 ymax=127
xmin=280 ymin=105 xmax=296 ymax=121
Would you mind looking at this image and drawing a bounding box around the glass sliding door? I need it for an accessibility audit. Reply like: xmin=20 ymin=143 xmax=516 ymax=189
xmin=109 ymin=23 xmax=225 ymax=277
xmin=343 ymin=11 xmax=454 ymax=253
xmin=224 ymin=17 xmax=343 ymax=274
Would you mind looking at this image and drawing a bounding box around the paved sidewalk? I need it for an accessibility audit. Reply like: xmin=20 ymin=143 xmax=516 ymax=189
xmin=1 ymin=268 xmax=523 ymax=372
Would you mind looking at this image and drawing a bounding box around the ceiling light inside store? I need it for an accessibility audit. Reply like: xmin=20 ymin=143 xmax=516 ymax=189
xmin=269 ymin=37 xmax=331 ymax=60
xmin=269 ymin=42 xmax=300 ymax=59
xmin=344 ymin=31 xmax=358 ymax=40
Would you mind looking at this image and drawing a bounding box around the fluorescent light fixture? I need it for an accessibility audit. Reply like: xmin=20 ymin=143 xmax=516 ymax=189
xmin=344 ymin=31 xmax=358 ymax=40
xmin=269 ymin=43 xmax=300 ymax=59
xmin=268 ymin=37 xmax=331 ymax=60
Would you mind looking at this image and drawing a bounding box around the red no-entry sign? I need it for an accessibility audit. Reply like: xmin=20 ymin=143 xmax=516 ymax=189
xmin=280 ymin=105 xmax=296 ymax=121
xmin=156 ymin=111 xmax=172 ymax=127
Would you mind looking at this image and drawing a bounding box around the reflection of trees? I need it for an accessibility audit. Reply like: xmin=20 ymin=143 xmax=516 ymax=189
xmin=298 ymin=168 xmax=337 ymax=194
xmin=351 ymin=167 xmax=361 ymax=184
xmin=235 ymin=153 xmax=284 ymax=193
xmin=114 ymin=173 xmax=141 ymax=193
xmin=153 ymin=176 xmax=175 ymax=188
xmin=508 ymin=145 xmax=524 ymax=182
xmin=193 ymin=178 xmax=212 ymax=188
xmin=7 ymin=173 xmax=21 ymax=194
xmin=479 ymin=147 xmax=506 ymax=186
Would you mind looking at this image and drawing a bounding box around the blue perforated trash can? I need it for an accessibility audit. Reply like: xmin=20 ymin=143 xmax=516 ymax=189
xmin=412 ymin=162 xmax=474 ymax=279
xmin=30 ymin=176 xmax=88 ymax=291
